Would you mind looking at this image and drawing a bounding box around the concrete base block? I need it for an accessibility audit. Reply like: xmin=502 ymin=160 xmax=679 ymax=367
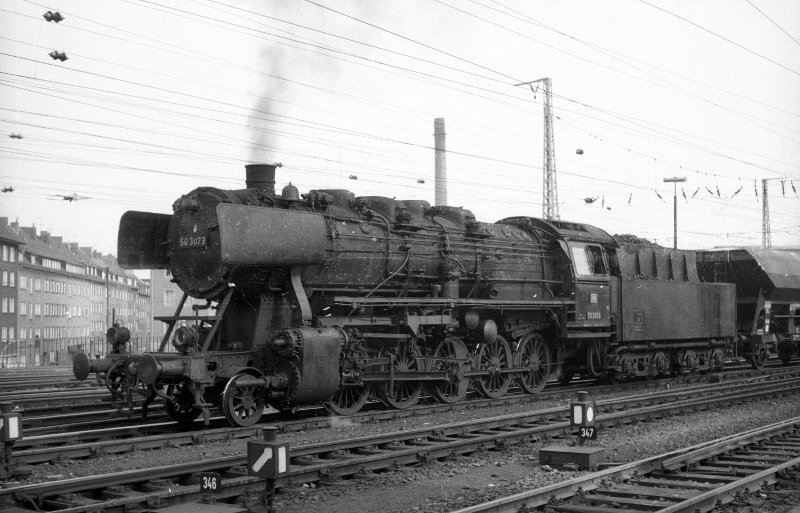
xmin=539 ymin=445 xmax=607 ymax=470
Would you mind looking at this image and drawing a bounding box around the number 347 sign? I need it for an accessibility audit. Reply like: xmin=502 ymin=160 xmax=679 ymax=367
xmin=201 ymin=472 xmax=222 ymax=494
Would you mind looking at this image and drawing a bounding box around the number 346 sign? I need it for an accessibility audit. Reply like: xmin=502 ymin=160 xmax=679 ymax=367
xmin=201 ymin=472 xmax=222 ymax=494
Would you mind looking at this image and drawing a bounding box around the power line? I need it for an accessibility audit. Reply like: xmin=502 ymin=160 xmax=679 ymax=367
xmin=745 ymin=0 xmax=800 ymax=47
xmin=637 ymin=0 xmax=800 ymax=77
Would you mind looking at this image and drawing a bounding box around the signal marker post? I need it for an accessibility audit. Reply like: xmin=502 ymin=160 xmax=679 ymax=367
xmin=0 ymin=402 xmax=22 ymax=480
xmin=247 ymin=427 xmax=289 ymax=513
xmin=539 ymin=391 xmax=605 ymax=470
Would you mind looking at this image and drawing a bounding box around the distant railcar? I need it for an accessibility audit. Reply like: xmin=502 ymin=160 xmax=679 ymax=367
xmin=698 ymin=248 xmax=800 ymax=365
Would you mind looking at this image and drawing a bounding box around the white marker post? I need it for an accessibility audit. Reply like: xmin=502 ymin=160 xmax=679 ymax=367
xmin=247 ymin=426 xmax=290 ymax=512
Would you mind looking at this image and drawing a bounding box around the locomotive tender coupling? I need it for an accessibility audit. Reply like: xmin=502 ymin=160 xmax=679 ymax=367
xmin=75 ymin=163 xmax=770 ymax=428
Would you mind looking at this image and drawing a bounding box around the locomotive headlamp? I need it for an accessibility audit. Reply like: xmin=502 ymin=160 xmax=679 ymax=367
xmin=173 ymin=326 xmax=197 ymax=352
xmin=570 ymin=391 xmax=595 ymax=427
xmin=0 ymin=402 xmax=22 ymax=442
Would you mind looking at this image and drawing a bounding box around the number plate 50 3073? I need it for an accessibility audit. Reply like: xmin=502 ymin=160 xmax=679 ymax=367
xmin=179 ymin=235 xmax=207 ymax=248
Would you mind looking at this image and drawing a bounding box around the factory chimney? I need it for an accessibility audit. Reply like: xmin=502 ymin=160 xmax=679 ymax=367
xmin=434 ymin=118 xmax=447 ymax=206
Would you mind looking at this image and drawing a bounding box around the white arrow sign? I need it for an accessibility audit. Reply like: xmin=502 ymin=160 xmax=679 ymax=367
xmin=252 ymin=447 xmax=273 ymax=473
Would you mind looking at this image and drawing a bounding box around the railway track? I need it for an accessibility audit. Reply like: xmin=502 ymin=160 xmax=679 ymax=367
xmin=454 ymin=417 xmax=800 ymax=513
xmin=12 ymin=361 xmax=799 ymax=435
xmin=13 ymin=368 xmax=800 ymax=458
xmin=2 ymin=370 xmax=799 ymax=512
xmin=9 ymin=375 xmax=784 ymax=463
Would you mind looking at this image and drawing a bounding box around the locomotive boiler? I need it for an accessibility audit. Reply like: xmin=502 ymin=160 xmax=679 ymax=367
xmin=74 ymin=163 xmax=737 ymax=427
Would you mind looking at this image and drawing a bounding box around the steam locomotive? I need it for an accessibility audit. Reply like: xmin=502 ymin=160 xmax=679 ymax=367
xmin=74 ymin=163 xmax=781 ymax=427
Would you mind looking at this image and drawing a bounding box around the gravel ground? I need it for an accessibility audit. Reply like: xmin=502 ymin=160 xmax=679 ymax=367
xmin=8 ymin=384 xmax=800 ymax=513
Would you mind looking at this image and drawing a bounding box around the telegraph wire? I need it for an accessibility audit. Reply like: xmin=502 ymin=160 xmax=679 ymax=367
xmin=745 ymin=0 xmax=800 ymax=47
xmin=637 ymin=0 xmax=800 ymax=77
xmin=436 ymin=0 xmax=800 ymax=144
xmin=479 ymin=0 xmax=800 ymax=121
xmin=3 ymin=6 xmax=795 ymax=181
xmin=6 ymin=4 xmax=800 ymax=223
xmin=301 ymin=0 xmax=520 ymax=82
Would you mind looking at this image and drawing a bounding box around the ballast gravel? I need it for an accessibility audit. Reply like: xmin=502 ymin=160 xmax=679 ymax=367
xmin=10 ymin=383 xmax=800 ymax=513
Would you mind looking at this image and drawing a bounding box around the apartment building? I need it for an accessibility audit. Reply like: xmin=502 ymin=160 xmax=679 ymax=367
xmin=0 ymin=217 xmax=153 ymax=366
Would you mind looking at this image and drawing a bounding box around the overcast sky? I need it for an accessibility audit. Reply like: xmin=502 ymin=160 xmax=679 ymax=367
xmin=1 ymin=0 xmax=798 ymax=256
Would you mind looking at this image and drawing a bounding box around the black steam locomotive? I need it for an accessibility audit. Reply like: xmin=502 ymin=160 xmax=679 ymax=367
xmin=74 ymin=163 xmax=755 ymax=427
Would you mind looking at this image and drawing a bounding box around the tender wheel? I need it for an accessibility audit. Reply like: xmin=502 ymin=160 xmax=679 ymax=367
xmin=650 ymin=350 xmax=669 ymax=376
xmin=681 ymin=350 xmax=698 ymax=373
xmin=750 ymin=342 xmax=769 ymax=370
xmin=709 ymin=348 xmax=726 ymax=371
xmin=376 ymin=349 xmax=422 ymax=410
xmin=325 ymin=384 xmax=370 ymax=415
xmin=475 ymin=335 xmax=513 ymax=398
xmin=222 ymin=371 xmax=266 ymax=427
xmin=164 ymin=380 xmax=202 ymax=425
xmin=515 ymin=333 xmax=551 ymax=394
xmin=429 ymin=337 xmax=469 ymax=404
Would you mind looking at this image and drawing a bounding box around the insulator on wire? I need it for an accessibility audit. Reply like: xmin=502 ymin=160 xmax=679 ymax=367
xmin=781 ymin=180 xmax=786 ymax=196
xmin=715 ymin=185 xmax=720 ymax=198
xmin=706 ymin=187 xmax=715 ymax=196
xmin=731 ymin=186 xmax=742 ymax=198
xmin=692 ymin=187 xmax=699 ymax=198
xmin=48 ymin=50 xmax=68 ymax=61
xmin=43 ymin=11 xmax=64 ymax=22
xmin=627 ymin=193 xmax=632 ymax=206
xmin=681 ymin=188 xmax=687 ymax=203
xmin=792 ymin=181 xmax=798 ymax=197
xmin=655 ymin=190 xmax=664 ymax=201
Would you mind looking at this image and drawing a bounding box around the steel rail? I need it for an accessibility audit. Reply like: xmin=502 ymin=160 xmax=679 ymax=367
xmin=11 ymin=375 xmax=800 ymax=465
xmin=449 ymin=417 xmax=800 ymax=513
xmin=2 ymin=379 xmax=799 ymax=511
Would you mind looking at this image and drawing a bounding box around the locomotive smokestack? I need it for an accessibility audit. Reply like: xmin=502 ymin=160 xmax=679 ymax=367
xmin=434 ymin=118 xmax=447 ymax=206
xmin=245 ymin=163 xmax=280 ymax=195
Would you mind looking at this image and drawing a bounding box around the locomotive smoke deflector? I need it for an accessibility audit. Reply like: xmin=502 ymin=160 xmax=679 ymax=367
xmin=117 ymin=210 xmax=171 ymax=269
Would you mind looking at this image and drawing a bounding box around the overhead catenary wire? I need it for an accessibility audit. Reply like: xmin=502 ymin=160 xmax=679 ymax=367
xmin=3 ymin=0 xmax=796 ymax=250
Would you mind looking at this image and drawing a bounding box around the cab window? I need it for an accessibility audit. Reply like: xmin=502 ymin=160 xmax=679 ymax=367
xmin=570 ymin=243 xmax=607 ymax=276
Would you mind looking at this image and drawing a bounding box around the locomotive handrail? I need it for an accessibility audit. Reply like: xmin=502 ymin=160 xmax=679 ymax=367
xmin=200 ymin=287 xmax=234 ymax=352
xmin=331 ymin=296 xmax=572 ymax=307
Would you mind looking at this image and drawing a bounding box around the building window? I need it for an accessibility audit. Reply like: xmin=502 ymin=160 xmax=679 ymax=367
xmin=1 ymin=298 xmax=6 ymax=313
xmin=164 ymin=289 xmax=175 ymax=306
xmin=8 ymin=298 xmax=14 ymax=314
xmin=1 ymin=271 xmax=6 ymax=286
xmin=9 ymin=272 xmax=14 ymax=288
